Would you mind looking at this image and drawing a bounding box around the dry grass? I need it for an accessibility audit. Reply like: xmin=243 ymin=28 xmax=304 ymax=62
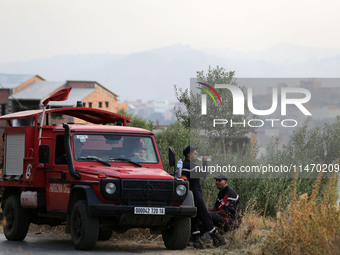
xmin=21 ymin=224 xmax=159 ymax=241
xmin=192 ymin=204 xmax=276 ymax=255
xmin=28 ymin=224 xmax=68 ymax=236
xmin=208 ymin=211 xmax=275 ymax=255
xmin=262 ymin=173 xmax=340 ymax=255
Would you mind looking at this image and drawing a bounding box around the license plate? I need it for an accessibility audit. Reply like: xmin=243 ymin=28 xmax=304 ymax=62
xmin=134 ymin=207 xmax=165 ymax=215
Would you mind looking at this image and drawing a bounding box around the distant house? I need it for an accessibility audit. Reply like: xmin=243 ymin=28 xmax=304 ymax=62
xmin=0 ymin=73 xmax=44 ymax=116
xmin=0 ymin=73 xmax=128 ymax=166
xmin=10 ymin=80 xmax=66 ymax=112
xmin=11 ymin=80 xmax=126 ymax=112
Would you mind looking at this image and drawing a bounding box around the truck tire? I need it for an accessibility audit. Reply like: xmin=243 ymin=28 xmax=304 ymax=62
xmin=70 ymin=200 xmax=99 ymax=250
xmin=3 ymin=195 xmax=30 ymax=241
xmin=162 ymin=217 xmax=191 ymax=250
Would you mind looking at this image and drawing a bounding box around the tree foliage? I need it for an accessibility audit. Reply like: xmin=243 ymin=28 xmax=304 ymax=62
xmin=173 ymin=67 xmax=340 ymax=215
xmin=120 ymin=66 xmax=340 ymax=217
xmin=155 ymin=122 xmax=190 ymax=172
xmin=174 ymin=85 xmax=190 ymax=129
xmin=231 ymin=118 xmax=340 ymax=215
xmin=175 ymin=66 xmax=254 ymax=160
xmin=118 ymin=109 xmax=156 ymax=131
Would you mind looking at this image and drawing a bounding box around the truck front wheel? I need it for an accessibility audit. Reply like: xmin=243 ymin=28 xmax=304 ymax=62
xmin=70 ymin=200 xmax=99 ymax=250
xmin=162 ymin=217 xmax=191 ymax=250
xmin=3 ymin=195 xmax=30 ymax=241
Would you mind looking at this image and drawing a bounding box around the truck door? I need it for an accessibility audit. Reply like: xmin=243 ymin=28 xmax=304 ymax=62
xmin=46 ymin=135 xmax=70 ymax=211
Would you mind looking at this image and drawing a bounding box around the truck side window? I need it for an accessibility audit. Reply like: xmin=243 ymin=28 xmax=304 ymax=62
xmin=55 ymin=135 xmax=67 ymax=165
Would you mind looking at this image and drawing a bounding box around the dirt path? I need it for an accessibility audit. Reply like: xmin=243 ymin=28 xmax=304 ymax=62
xmin=0 ymin=225 xmax=230 ymax=255
xmin=0 ymin=232 xmax=225 ymax=255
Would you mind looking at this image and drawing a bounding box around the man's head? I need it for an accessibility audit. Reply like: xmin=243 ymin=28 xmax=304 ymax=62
xmin=132 ymin=142 xmax=146 ymax=158
xmin=214 ymin=174 xmax=228 ymax=190
xmin=132 ymin=147 xmax=144 ymax=157
xmin=183 ymin=145 xmax=198 ymax=162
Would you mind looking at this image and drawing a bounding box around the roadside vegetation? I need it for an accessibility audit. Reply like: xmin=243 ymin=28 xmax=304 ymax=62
xmin=262 ymin=173 xmax=340 ymax=255
xmin=154 ymin=66 xmax=340 ymax=254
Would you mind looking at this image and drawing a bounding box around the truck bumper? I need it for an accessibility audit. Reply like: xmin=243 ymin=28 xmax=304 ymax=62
xmin=89 ymin=204 xmax=197 ymax=217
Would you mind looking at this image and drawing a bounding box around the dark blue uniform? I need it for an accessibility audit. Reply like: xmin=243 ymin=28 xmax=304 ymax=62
xmin=210 ymin=186 xmax=242 ymax=231
xmin=182 ymin=158 xmax=215 ymax=235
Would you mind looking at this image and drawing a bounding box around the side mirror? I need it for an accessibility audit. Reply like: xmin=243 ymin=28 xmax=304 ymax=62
xmin=168 ymin=147 xmax=176 ymax=170
xmin=39 ymin=145 xmax=50 ymax=164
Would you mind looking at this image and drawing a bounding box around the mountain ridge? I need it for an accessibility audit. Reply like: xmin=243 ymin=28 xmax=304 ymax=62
xmin=1 ymin=44 xmax=340 ymax=101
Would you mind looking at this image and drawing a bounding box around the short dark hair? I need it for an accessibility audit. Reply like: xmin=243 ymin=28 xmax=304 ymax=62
xmin=183 ymin=145 xmax=198 ymax=157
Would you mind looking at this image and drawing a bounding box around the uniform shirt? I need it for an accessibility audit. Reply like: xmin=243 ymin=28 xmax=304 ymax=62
xmin=182 ymin=158 xmax=207 ymax=203
xmin=214 ymin=185 xmax=241 ymax=221
xmin=182 ymin=158 xmax=215 ymax=233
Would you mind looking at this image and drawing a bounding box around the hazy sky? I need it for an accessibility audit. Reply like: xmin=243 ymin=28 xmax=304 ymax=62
xmin=1 ymin=0 xmax=340 ymax=63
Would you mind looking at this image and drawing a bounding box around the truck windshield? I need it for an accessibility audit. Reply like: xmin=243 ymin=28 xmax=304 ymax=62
xmin=73 ymin=134 xmax=158 ymax=164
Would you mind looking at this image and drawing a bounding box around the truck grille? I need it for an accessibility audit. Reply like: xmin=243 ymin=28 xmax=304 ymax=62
xmin=121 ymin=179 xmax=174 ymax=206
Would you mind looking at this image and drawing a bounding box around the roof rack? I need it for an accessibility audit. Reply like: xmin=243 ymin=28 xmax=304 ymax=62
xmin=0 ymin=107 xmax=131 ymax=126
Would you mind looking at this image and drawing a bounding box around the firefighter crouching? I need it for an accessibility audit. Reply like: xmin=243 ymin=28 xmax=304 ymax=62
xmin=208 ymin=174 xmax=242 ymax=232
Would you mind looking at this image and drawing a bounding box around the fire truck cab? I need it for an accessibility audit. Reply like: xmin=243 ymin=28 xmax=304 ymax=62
xmin=0 ymin=106 xmax=195 ymax=250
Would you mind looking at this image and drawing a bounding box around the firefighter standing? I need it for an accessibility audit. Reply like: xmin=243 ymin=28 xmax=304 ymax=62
xmin=182 ymin=145 xmax=225 ymax=249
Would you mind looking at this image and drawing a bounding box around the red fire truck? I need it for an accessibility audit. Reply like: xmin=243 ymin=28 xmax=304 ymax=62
xmin=0 ymin=89 xmax=195 ymax=250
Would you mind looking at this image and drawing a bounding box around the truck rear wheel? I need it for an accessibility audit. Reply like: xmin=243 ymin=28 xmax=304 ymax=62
xmin=162 ymin=217 xmax=191 ymax=250
xmin=70 ymin=200 xmax=99 ymax=250
xmin=3 ymin=195 xmax=30 ymax=241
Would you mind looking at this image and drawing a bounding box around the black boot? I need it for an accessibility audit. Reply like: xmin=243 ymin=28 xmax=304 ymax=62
xmin=191 ymin=233 xmax=205 ymax=249
xmin=209 ymin=230 xmax=226 ymax=247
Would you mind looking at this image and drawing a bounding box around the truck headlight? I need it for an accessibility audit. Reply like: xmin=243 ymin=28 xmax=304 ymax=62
xmin=105 ymin=182 xmax=116 ymax=194
xmin=176 ymin=184 xmax=187 ymax=196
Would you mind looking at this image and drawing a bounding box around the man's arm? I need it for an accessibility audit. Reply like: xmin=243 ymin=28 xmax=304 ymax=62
xmin=208 ymin=207 xmax=228 ymax=217
xmin=216 ymin=209 xmax=227 ymax=217
xmin=208 ymin=207 xmax=218 ymax=213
